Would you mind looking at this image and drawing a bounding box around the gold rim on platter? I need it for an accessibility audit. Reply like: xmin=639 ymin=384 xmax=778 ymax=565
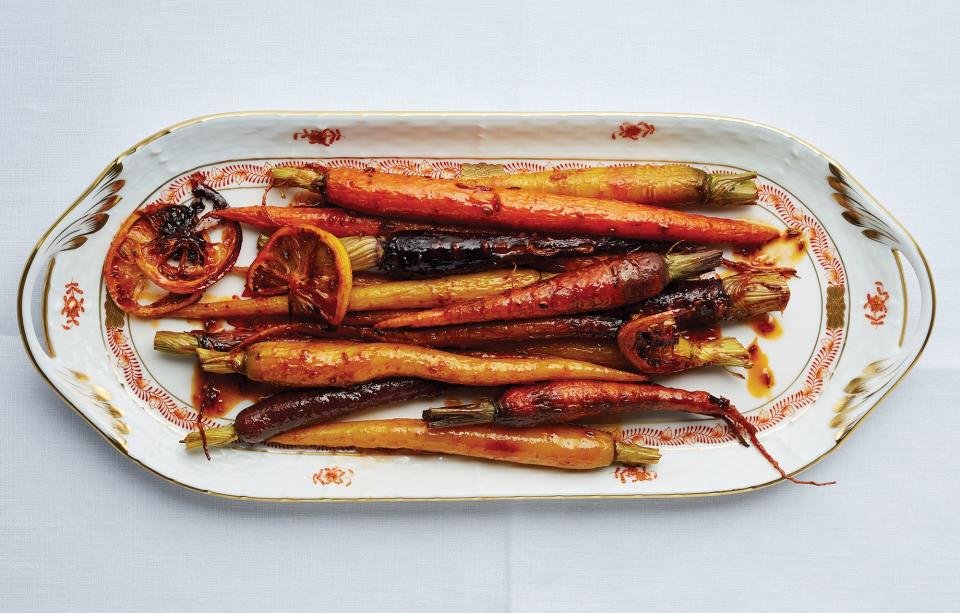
xmin=17 ymin=111 xmax=936 ymax=502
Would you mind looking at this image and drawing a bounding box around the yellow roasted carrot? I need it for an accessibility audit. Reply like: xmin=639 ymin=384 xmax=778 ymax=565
xmin=169 ymin=269 xmax=551 ymax=319
xmin=462 ymin=164 xmax=757 ymax=206
xmin=198 ymin=340 xmax=647 ymax=387
xmin=269 ymin=418 xmax=660 ymax=469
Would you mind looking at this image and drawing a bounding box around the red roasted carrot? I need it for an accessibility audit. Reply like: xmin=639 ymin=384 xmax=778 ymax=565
xmin=271 ymin=167 xmax=778 ymax=246
xmin=212 ymin=206 xmax=465 ymax=237
xmin=375 ymin=250 xmax=721 ymax=329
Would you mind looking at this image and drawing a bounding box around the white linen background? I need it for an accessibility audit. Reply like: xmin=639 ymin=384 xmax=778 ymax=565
xmin=1 ymin=1 xmax=957 ymax=611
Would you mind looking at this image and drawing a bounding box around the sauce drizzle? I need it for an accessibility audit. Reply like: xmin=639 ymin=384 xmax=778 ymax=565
xmin=748 ymin=314 xmax=783 ymax=340
xmin=191 ymin=363 xmax=278 ymax=417
xmin=746 ymin=338 xmax=775 ymax=397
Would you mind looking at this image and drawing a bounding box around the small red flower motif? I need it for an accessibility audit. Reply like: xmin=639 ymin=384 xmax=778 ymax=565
xmin=293 ymin=128 xmax=342 ymax=146
xmin=60 ymin=281 xmax=85 ymax=330
xmin=864 ymin=281 xmax=889 ymax=326
xmin=312 ymin=466 xmax=354 ymax=486
xmin=611 ymin=121 xmax=655 ymax=140
xmin=613 ymin=466 xmax=657 ymax=483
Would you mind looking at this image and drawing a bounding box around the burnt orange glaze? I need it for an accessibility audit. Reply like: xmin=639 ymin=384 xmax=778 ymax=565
xmin=290 ymin=191 xmax=327 ymax=207
xmin=748 ymin=314 xmax=783 ymax=340
xmin=734 ymin=228 xmax=807 ymax=267
xmin=269 ymin=418 xmax=617 ymax=469
xmin=191 ymin=363 xmax=277 ymax=418
xmin=746 ymin=338 xmax=775 ymax=397
xmin=322 ymin=167 xmax=777 ymax=245
xmin=682 ymin=325 xmax=722 ymax=342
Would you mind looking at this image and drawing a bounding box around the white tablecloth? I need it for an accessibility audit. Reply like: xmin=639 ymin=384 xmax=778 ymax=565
xmin=2 ymin=1 xmax=957 ymax=610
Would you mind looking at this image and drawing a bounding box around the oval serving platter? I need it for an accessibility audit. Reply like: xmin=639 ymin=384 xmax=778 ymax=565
xmin=19 ymin=113 xmax=934 ymax=501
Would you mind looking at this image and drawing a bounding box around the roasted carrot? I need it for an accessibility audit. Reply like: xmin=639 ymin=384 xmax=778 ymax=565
xmin=197 ymin=340 xmax=646 ymax=387
xmin=462 ymin=164 xmax=757 ymax=207
xmin=421 ymin=380 xmax=833 ymax=485
xmin=271 ymin=167 xmax=777 ymax=245
xmin=618 ymin=272 xmax=791 ymax=373
xmin=267 ymin=418 xmax=660 ymax=469
xmin=375 ymin=250 xmax=721 ymax=329
xmin=423 ymin=381 xmax=739 ymax=428
xmin=182 ymin=379 xmax=448 ymax=448
xmin=169 ymin=269 xmax=551 ymax=319
xmin=212 ymin=205 xmax=458 ymax=236
xmin=630 ymin=271 xmax=790 ymax=321
xmin=466 ymin=339 xmax=635 ymax=371
xmin=154 ymin=315 xmax=625 ymax=355
xmin=339 ymin=231 xmax=670 ymax=277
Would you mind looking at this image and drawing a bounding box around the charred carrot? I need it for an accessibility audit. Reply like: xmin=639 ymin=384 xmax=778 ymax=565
xmin=630 ymin=271 xmax=791 ymax=321
xmin=618 ymin=272 xmax=790 ymax=373
xmin=375 ymin=250 xmax=721 ymax=329
xmin=182 ymin=378 xmax=447 ymax=448
xmin=154 ymin=315 xmax=625 ymax=355
xmin=271 ymin=167 xmax=777 ymax=245
xmin=421 ymin=381 xmax=833 ymax=485
xmin=197 ymin=340 xmax=646 ymax=387
xmin=462 ymin=164 xmax=757 ymax=207
xmin=169 ymin=269 xmax=551 ymax=319
xmin=266 ymin=418 xmax=659 ymax=469
xmin=339 ymin=231 xmax=671 ymax=277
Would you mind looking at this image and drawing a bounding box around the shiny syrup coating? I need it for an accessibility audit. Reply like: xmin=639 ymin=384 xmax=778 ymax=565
xmin=378 ymin=231 xmax=663 ymax=277
xmin=629 ymin=278 xmax=732 ymax=325
xmin=234 ymin=378 xmax=446 ymax=443
xmin=495 ymin=380 xmax=728 ymax=427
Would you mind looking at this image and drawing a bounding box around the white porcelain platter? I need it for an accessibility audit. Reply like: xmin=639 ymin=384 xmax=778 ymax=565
xmin=18 ymin=113 xmax=934 ymax=501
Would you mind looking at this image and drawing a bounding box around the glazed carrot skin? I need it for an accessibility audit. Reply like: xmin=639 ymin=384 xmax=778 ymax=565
xmin=469 ymin=339 xmax=635 ymax=372
xmin=269 ymin=418 xmax=659 ymax=469
xmin=199 ymin=340 xmax=646 ymax=388
xmin=463 ymin=164 xmax=758 ymax=207
xmin=426 ymin=381 xmax=733 ymax=428
xmin=302 ymin=167 xmax=777 ymax=245
xmin=212 ymin=206 xmax=456 ymax=236
xmin=169 ymin=269 xmax=550 ymax=319
xmin=375 ymin=250 xmax=720 ymax=329
xmin=235 ymin=379 xmax=446 ymax=443
xmin=153 ymin=316 xmax=626 ymax=356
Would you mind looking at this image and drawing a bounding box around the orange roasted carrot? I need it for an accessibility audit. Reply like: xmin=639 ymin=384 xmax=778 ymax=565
xmin=375 ymin=250 xmax=721 ymax=329
xmin=271 ymin=167 xmax=778 ymax=246
xmin=267 ymin=418 xmax=660 ymax=469
xmin=463 ymin=164 xmax=757 ymax=207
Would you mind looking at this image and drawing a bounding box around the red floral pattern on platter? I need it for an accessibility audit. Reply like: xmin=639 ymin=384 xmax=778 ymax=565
xmin=124 ymin=160 xmax=846 ymax=447
xmin=864 ymin=281 xmax=889 ymax=326
xmin=611 ymin=121 xmax=655 ymax=140
xmin=60 ymin=281 xmax=85 ymax=330
xmin=293 ymin=128 xmax=342 ymax=146
xmin=613 ymin=466 xmax=657 ymax=483
xmin=106 ymin=327 xmax=215 ymax=430
xmin=312 ymin=467 xmax=353 ymax=486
